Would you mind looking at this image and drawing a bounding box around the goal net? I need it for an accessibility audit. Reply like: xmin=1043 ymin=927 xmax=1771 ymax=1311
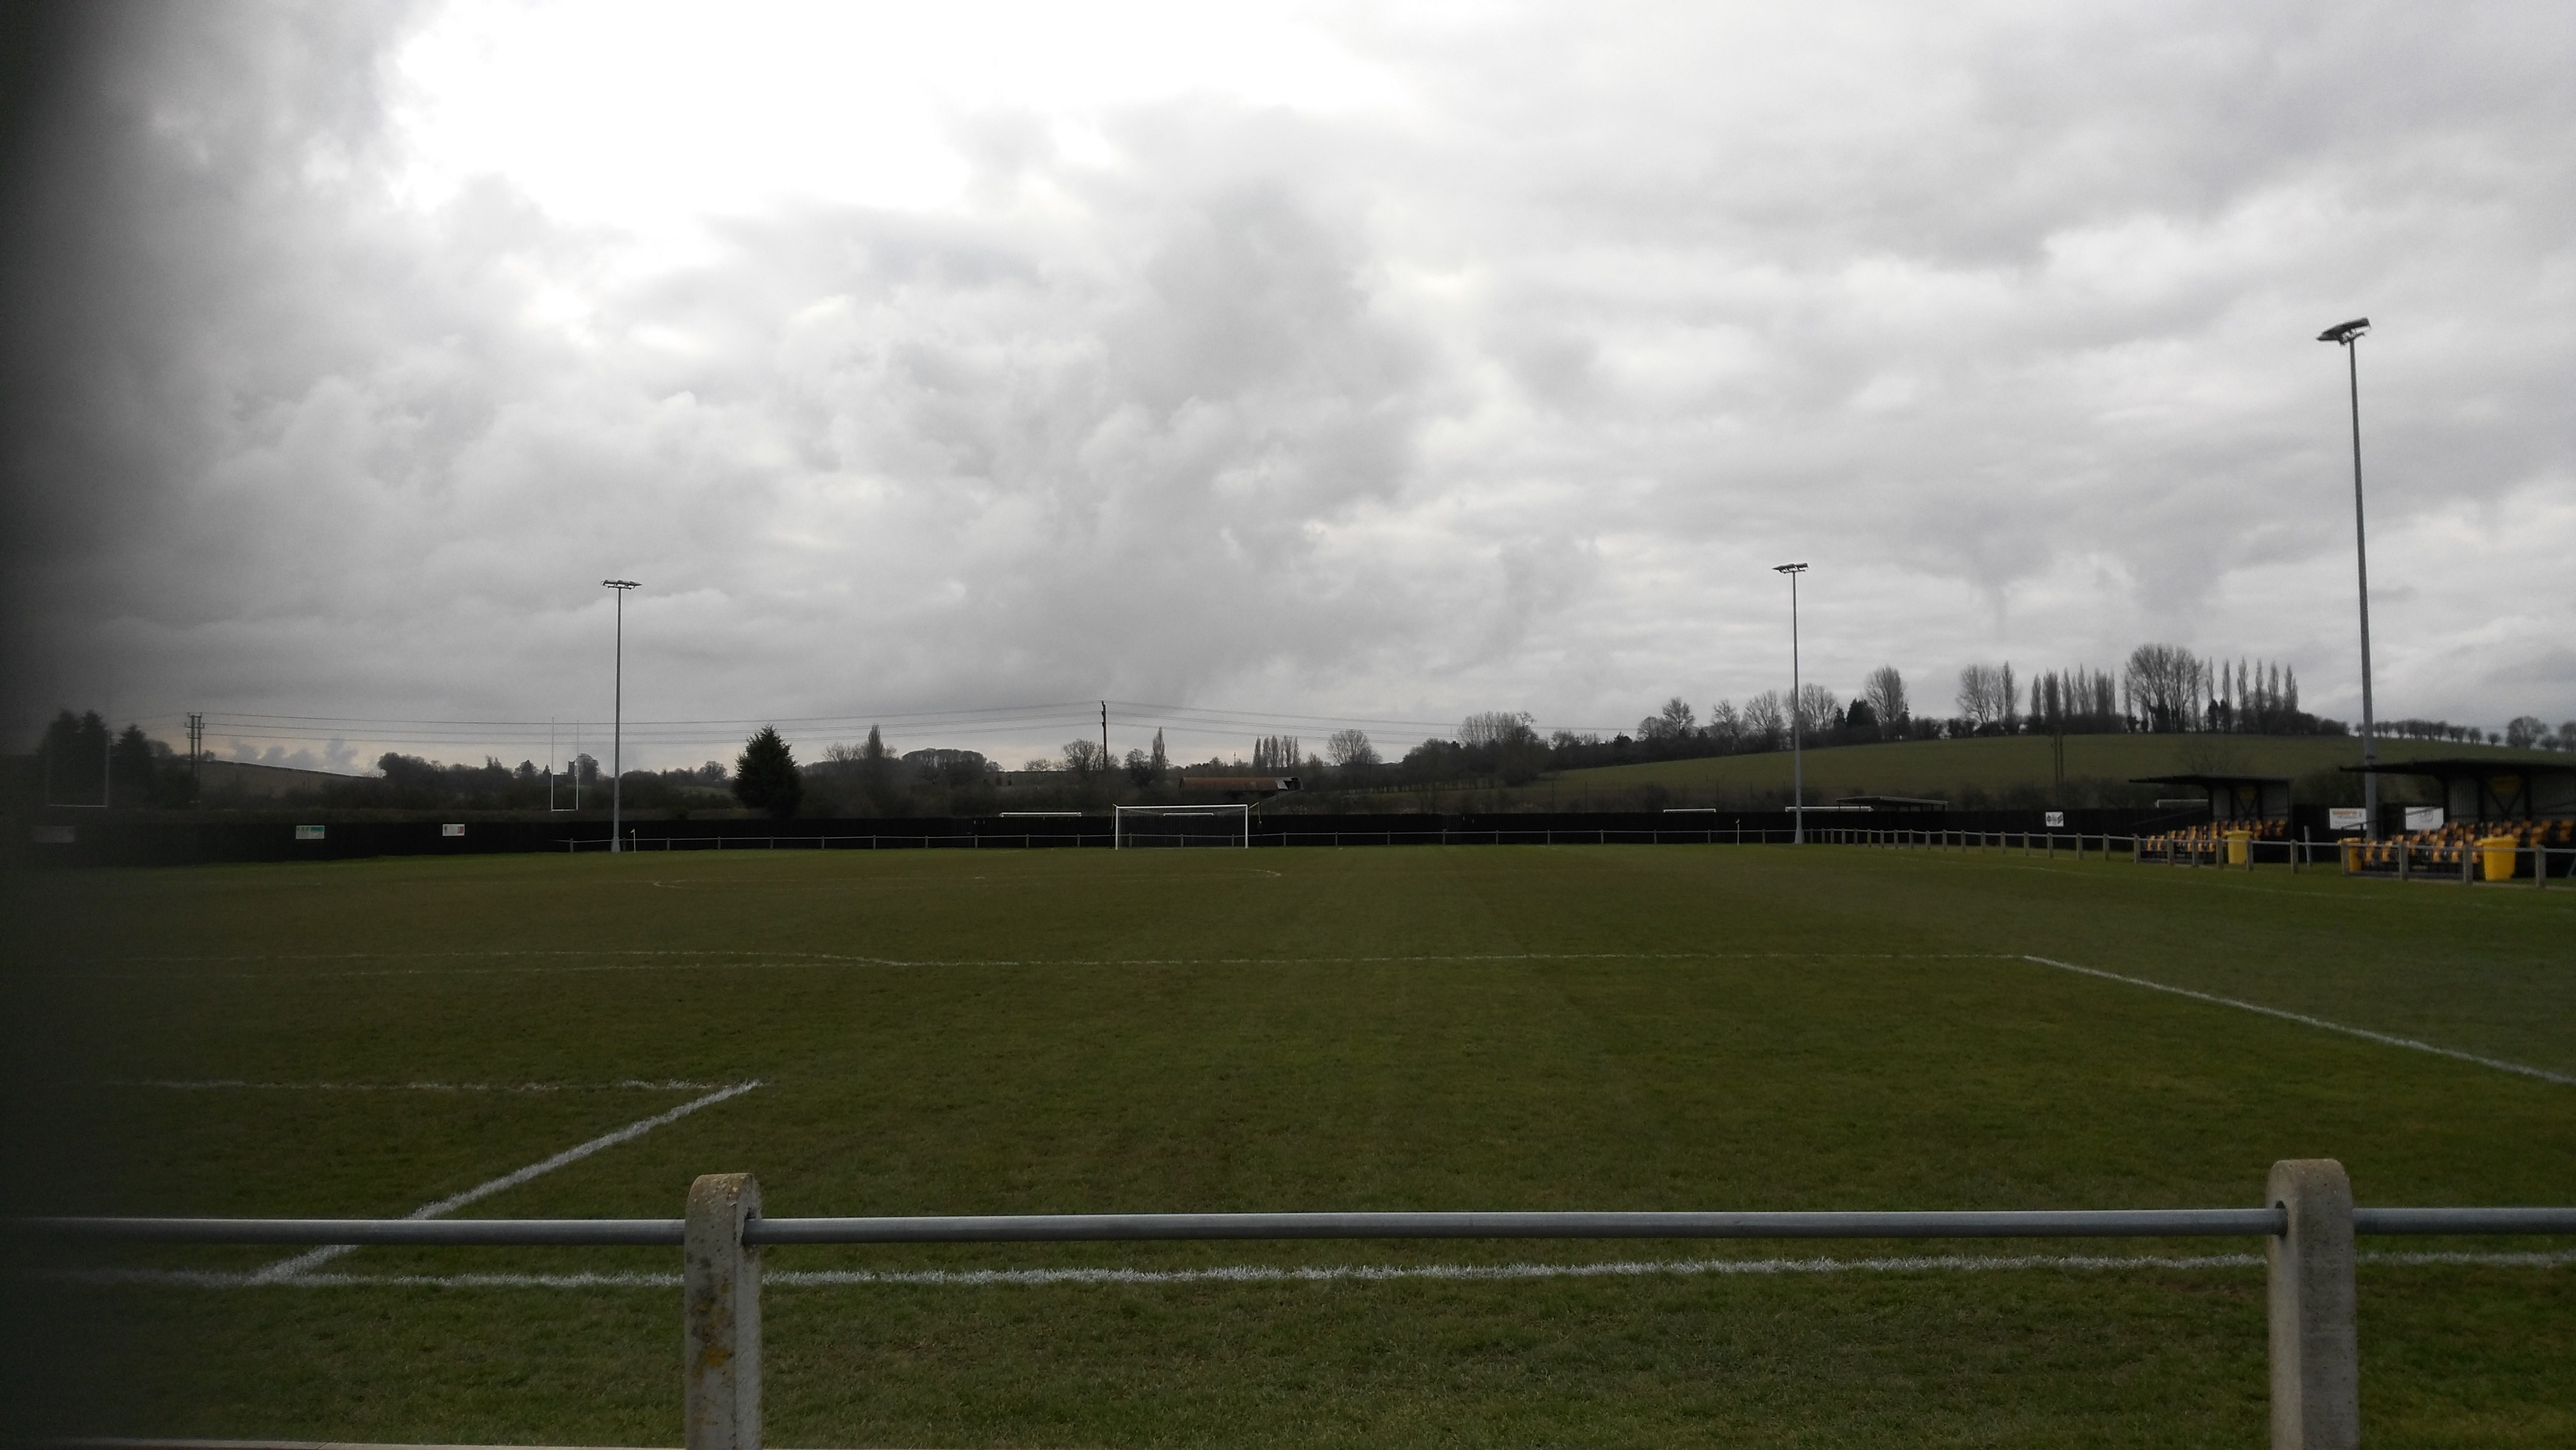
xmin=1114 ymin=802 xmax=1252 ymax=850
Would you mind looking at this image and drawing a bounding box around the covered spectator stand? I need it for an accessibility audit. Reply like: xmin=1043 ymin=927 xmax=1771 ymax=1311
xmin=2129 ymin=774 xmax=2292 ymax=865
xmin=2338 ymin=758 xmax=2576 ymax=881
xmin=2342 ymin=757 xmax=2576 ymax=825
xmin=2130 ymin=774 xmax=2293 ymax=823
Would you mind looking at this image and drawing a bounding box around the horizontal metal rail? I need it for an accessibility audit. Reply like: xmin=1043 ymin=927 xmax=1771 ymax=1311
xmin=29 ymin=1203 xmax=2576 ymax=1247
xmin=743 ymin=1208 xmax=2290 ymax=1242
xmin=34 ymin=1217 xmax=687 ymax=1246
xmin=2353 ymin=1206 xmax=2576 ymax=1234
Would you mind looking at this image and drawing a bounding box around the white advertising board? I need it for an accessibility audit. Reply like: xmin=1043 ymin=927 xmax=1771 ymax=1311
xmin=2327 ymin=808 xmax=2367 ymax=832
xmin=2044 ymin=811 xmax=2065 ymax=827
xmin=441 ymin=823 xmax=466 ymax=837
xmin=2404 ymin=806 xmax=2444 ymax=832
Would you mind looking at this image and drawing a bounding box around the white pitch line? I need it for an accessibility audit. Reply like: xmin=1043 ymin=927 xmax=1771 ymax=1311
xmin=109 ymin=1080 xmax=738 ymax=1092
xmin=2023 ymin=955 xmax=2576 ymax=1088
xmin=248 ymin=1080 xmax=761 ymax=1283
xmin=55 ymin=1249 xmax=2576 ymax=1291
xmin=77 ymin=950 xmax=2017 ymax=980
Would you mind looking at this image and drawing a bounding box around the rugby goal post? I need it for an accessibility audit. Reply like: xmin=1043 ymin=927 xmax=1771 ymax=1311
xmin=1114 ymin=802 xmax=1251 ymax=850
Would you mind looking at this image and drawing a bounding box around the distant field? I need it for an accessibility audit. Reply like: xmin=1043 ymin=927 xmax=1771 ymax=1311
xmin=1542 ymin=733 xmax=2563 ymax=806
xmin=11 ymin=846 xmax=2574 ymax=1448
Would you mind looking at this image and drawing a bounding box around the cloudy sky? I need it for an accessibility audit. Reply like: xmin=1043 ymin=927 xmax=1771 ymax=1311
xmin=4 ymin=0 xmax=2569 ymax=773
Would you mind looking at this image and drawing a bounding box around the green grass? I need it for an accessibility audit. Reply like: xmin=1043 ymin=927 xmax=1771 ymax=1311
xmin=9 ymin=846 xmax=2574 ymax=1447
xmin=1537 ymin=733 xmax=2560 ymax=807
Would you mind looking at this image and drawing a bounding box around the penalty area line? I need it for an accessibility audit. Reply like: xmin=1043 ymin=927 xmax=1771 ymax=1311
xmin=247 ymin=1080 xmax=762 ymax=1283
xmin=78 ymin=950 xmax=2020 ymax=980
xmin=53 ymin=1249 xmax=2576 ymax=1291
xmin=105 ymin=1079 xmax=740 ymax=1092
xmin=2023 ymin=955 xmax=2576 ymax=1088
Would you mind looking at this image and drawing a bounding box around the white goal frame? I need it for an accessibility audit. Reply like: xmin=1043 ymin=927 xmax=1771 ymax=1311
xmin=1114 ymin=802 xmax=1251 ymax=850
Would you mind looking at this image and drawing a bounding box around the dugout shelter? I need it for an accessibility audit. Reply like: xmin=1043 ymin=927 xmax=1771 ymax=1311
xmin=2128 ymin=774 xmax=2291 ymax=823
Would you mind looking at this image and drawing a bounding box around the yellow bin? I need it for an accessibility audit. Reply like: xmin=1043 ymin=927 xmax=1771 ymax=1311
xmin=2224 ymin=830 xmax=2252 ymax=866
xmin=2479 ymin=835 xmax=2520 ymax=882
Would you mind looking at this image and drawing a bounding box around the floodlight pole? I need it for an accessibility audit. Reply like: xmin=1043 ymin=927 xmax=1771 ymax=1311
xmin=1775 ymin=563 xmax=1809 ymax=844
xmin=2317 ymin=320 xmax=2377 ymax=840
xmin=604 ymin=580 xmax=640 ymax=852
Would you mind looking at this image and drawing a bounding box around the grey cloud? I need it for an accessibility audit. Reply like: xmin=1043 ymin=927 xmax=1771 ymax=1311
xmin=6 ymin=1 xmax=2572 ymax=765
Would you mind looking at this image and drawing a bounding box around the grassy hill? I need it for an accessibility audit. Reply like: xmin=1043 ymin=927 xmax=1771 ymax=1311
xmin=1514 ymin=734 xmax=2569 ymax=812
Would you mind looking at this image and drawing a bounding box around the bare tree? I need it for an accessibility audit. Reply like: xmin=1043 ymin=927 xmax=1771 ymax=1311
xmin=1742 ymin=691 xmax=1787 ymax=749
xmin=1795 ymin=683 xmax=1841 ymax=735
xmin=1327 ymin=728 xmax=1379 ymax=768
xmin=1461 ymin=712 xmax=1537 ymax=748
xmin=1705 ymin=700 xmax=1743 ymax=750
xmin=1956 ymin=664 xmax=2010 ymax=729
xmin=1638 ymin=697 xmax=1696 ymax=742
xmin=1862 ymin=666 xmax=1908 ymax=733
xmin=2122 ymin=644 xmax=2203 ymax=733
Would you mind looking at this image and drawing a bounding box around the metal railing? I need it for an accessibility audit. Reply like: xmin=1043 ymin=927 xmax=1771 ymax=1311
xmin=33 ymin=1160 xmax=2576 ymax=1450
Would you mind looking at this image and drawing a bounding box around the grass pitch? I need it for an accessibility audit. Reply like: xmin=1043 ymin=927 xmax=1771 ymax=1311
xmin=10 ymin=844 xmax=2574 ymax=1448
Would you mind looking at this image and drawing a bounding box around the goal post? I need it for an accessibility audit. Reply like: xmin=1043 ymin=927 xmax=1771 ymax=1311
xmin=1114 ymin=802 xmax=1252 ymax=850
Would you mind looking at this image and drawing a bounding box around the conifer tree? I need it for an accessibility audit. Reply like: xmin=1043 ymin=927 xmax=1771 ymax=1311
xmin=733 ymin=726 xmax=803 ymax=817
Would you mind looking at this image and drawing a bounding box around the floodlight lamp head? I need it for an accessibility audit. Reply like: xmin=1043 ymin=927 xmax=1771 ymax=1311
xmin=1773 ymin=562 xmax=1808 ymax=574
xmin=2316 ymin=318 xmax=2370 ymax=345
xmin=602 ymin=579 xmax=639 ymax=590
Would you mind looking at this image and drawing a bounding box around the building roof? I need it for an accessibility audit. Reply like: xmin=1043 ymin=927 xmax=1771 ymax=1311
xmin=2127 ymin=773 xmax=2294 ymax=788
xmin=2339 ymin=757 xmax=2576 ymax=778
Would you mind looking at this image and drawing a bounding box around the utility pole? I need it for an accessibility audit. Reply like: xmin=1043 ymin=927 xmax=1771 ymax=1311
xmin=1101 ymin=701 xmax=1110 ymax=773
xmin=604 ymin=579 xmax=640 ymax=851
xmin=2317 ymin=318 xmax=2378 ymax=839
xmin=187 ymin=712 xmax=204 ymax=803
xmin=1774 ymin=562 xmax=1809 ymax=844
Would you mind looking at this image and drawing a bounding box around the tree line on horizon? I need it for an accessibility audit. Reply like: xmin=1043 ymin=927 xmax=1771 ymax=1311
xmin=19 ymin=636 xmax=2576 ymax=815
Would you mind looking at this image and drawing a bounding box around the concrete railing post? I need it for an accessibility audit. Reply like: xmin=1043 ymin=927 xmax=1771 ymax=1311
xmin=2267 ymin=1159 xmax=2357 ymax=1450
xmin=686 ymin=1173 xmax=763 ymax=1450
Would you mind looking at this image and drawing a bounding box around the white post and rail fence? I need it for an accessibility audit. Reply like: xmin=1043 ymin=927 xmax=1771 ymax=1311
xmin=33 ymin=1159 xmax=2576 ymax=1450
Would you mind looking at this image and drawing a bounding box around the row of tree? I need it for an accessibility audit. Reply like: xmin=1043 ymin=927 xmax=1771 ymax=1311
xmin=1592 ymin=644 xmax=2355 ymax=771
xmin=27 ymin=667 xmax=2576 ymax=817
xmin=32 ymin=710 xmax=196 ymax=808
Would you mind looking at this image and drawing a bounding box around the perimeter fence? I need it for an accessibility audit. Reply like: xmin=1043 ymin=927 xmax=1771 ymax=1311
xmin=23 ymin=812 xmax=2570 ymax=882
xmin=36 ymin=1159 xmax=2576 ymax=1450
xmin=1823 ymin=825 xmax=2570 ymax=885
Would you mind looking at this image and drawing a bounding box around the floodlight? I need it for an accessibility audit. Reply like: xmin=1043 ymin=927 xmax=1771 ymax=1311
xmin=1773 ymin=564 xmax=1810 ymax=841
xmin=604 ymin=580 xmax=640 ymax=851
xmin=2318 ymin=319 xmax=2379 ymax=835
